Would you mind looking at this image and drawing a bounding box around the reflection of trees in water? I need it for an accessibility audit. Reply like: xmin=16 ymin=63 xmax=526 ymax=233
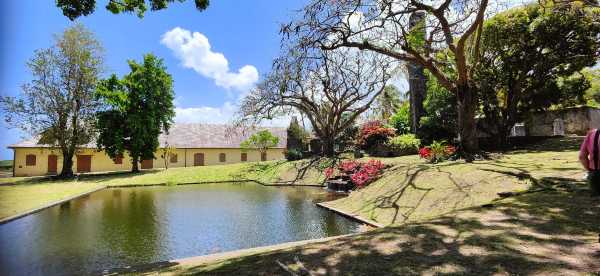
xmin=99 ymin=188 xmax=166 ymax=265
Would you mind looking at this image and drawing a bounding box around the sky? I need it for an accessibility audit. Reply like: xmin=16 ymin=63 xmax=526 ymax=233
xmin=0 ymin=0 xmax=315 ymax=160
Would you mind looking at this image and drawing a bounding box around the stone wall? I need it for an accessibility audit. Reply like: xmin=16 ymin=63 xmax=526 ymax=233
xmin=526 ymin=107 xmax=600 ymax=136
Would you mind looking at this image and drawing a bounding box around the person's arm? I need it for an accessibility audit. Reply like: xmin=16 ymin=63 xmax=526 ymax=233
xmin=580 ymin=132 xmax=591 ymax=171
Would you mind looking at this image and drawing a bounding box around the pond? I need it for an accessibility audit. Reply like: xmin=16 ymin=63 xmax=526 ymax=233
xmin=0 ymin=183 xmax=361 ymax=275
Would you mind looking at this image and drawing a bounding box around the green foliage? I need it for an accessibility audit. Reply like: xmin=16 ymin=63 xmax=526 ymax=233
xmin=476 ymin=3 xmax=599 ymax=143
xmin=387 ymin=134 xmax=420 ymax=156
xmin=285 ymin=117 xmax=308 ymax=160
xmin=56 ymin=0 xmax=209 ymax=20
xmin=240 ymin=130 xmax=280 ymax=155
xmin=96 ymin=54 xmax=175 ymax=172
xmin=284 ymin=148 xmax=304 ymax=161
xmin=418 ymin=73 xmax=457 ymax=145
xmin=0 ymin=24 xmax=104 ymax=177
xmin=389 ymin=102 xmax=410 ymax=135
xmin=581 ymin=68 xmax=600 ymax=106
xmin=373 ymin=85 xmax=403 ymax=121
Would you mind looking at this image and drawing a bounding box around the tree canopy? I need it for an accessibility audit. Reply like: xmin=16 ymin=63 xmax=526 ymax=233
xmin=56 ymin=0 xmax=209 ymax=20
xmin=1 ymin=24 xmax=104 ymax=177
xmin=95 ymin=54 xmax=175 ymax=172
xmin=240 ymin=130 xmax=280 ymax=155
xmin=238 ymin=46 xmax=394 ymax=156
xmin=476 ymin=2 xmax=600 ymax=145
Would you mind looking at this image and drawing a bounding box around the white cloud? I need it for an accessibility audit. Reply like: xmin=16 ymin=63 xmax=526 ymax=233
xmin=161 ymin=27 xmax=259 ymax=92
xmin=175 ymin=102 xmax=291 ymax=127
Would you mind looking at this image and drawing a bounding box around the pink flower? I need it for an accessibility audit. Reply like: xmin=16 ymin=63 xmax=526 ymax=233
xmin=324 ymin=167 xmax=335 ymax=179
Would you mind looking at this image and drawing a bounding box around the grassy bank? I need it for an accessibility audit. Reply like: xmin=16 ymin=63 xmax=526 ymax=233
xmin=323 ymin=147 xmax=584 ymax=226
xmin=0 ymin=160 xmax=310 ymax=220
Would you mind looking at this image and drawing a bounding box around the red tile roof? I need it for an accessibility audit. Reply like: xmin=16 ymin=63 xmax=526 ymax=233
xmin=8 ymin=123 xmax=287 ymax=149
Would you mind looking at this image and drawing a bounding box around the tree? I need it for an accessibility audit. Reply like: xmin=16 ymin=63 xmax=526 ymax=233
xmin=373 ymin=85 xmax=403 ymax=121
xmin=475 ymin=3 xmax=600 ymax=146
xmin=96 ymin=54 xmax=175 ymax=172
xmin=285 ymin=117 xmax=308 ymax=160
xmin=238 ymin=47 xmax=393 ymax=157
xmin=56 ymin=0 xmax=209 ymax=20
xmin=160 ymin=142 xmax=176 ymax=169
xmin=582 ymin=68 xmax=600 ymax=105
xmin=240 ymin=130 xmax=280 ymax=158
xmin=283 ymin=0 xmax=509 ymax=155
xmin=0 ymin=24 xmax=104 ymax=177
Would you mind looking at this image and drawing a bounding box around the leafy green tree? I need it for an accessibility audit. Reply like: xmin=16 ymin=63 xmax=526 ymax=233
xmin=419 ymin=76 xmax=458 ymax=145
xmin=96 ymin=54 xmax=175 ymax=172
xmin=582 ymin=68 xmax=600 ymax=106
xmin=285 ymin=117 xmax=308 ymax=160
xmin=475 ymin=2 xmax=600 ymax=146
xmin=0 ymin=24 xmax=104 ymax=178
xmin=56 ymin=0 xmax=209 ymax=20
xmin=240 ymin=130 xmax=280 ymax=158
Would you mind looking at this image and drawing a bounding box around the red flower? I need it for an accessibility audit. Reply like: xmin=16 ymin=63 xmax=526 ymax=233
xmin=445 ymin=145 xmax=456 ymax=155
xmin=419 ymin=147 xmax=432 ymax=159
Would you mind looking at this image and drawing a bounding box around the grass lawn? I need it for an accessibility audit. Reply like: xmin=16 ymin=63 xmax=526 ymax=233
xmin=0 ymin=181 xmax=104 ymax=220
xmin=322 ymin=137 xmax=585 ymax=226
xmin=154 ymin=188 xmax=599 ymax=275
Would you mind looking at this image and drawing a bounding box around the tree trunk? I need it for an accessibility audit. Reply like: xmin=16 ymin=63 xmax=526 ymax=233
xmin=131 ymin=155 xmax=139 ymax=173
xmin=59 ymin=151 xmax=74 ymax=178
xmin=456 ymin=84 xmax=479 ymax=156
xmin=321 ymin=137 xmax=336 ymax=157
xmin=407 ymin=11 xmax=428 ymax=133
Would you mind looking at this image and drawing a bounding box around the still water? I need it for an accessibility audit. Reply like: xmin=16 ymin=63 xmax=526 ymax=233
xmin=0 ymin=184 xmax=360 ymax=275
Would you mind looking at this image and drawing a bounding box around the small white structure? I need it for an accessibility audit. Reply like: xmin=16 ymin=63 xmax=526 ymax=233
xmin=510 ymin=123 xmax=526 ymax=137
xmin=553 ymin=118 xmax=565 ymax=136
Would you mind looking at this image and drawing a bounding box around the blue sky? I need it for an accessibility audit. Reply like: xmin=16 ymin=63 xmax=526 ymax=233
xmin=0 ymin=0 xmax=311 ymax=160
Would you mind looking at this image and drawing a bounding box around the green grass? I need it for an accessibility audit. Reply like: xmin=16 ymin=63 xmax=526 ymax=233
xmin=0 ymin=181 xmax=104 ymax=220
xmin=323 ymin=147 xmax=584 ymax=226
xmin=0 ymin=160 xmax=312 ymax=220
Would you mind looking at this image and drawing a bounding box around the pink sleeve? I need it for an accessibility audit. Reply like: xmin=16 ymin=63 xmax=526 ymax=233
xmin=580 ymin=131 xmax=591 ymax=160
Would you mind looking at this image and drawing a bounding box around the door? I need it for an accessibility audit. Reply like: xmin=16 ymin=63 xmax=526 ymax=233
xmin=141 ymin=159 xmax=153 ymax=169
xmin=76 ymin=155 xmax=91 ymax=173
xmin=194 ymin=153 xmax=204 ymax=166
xmin=47 ymin=155 xmax=57 ymax=174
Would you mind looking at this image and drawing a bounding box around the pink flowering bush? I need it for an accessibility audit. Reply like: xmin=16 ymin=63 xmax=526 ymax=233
xmin=325 ymin=159 xmax=385 ymax=189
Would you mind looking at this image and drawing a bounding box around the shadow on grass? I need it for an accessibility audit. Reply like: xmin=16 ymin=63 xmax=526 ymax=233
xmin=155 ymin=187 xmax=599 ymax=275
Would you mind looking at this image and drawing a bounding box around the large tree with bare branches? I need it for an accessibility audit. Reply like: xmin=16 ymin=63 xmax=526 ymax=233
xmin=282 ymin=0 xmax=500 ymax=155
xmin=238 ymin=48 xmax=394 ymax=156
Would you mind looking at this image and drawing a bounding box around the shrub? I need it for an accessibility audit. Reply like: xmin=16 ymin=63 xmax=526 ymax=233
xmin=325 ymin=159 xmax=385 ymax=189
xmin=389 ymin=102 xmax=410 ymax=135
xmin=284 ymin=148 xmax=304 ymax=161
xmin=387 ymin=134 xmax=420 ymax=156
xmin=357 ymin=121 xmax=396 ymax=156
xmin=419 ymin=140 xmax=456 ymax=163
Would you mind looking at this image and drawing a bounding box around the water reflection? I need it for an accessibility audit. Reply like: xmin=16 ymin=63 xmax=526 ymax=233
xmin=0 ymin=184 xmax=359 ymax=275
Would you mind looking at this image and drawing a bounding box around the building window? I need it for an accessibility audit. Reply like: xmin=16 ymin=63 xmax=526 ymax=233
xmin=26 ymin=154 xmax=36 ymax=166
xmin=219 ymin=153 xmax=226 ymax=162
xmin=241 ymin=152 xmax=247 ymax=162
xmin=261 ymin=152 xmax=267 ymax=161
xmin=114 ymin=154 xmax=123 ymax=164
xmin=170 ymin=153 xmax=178 ymax=163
